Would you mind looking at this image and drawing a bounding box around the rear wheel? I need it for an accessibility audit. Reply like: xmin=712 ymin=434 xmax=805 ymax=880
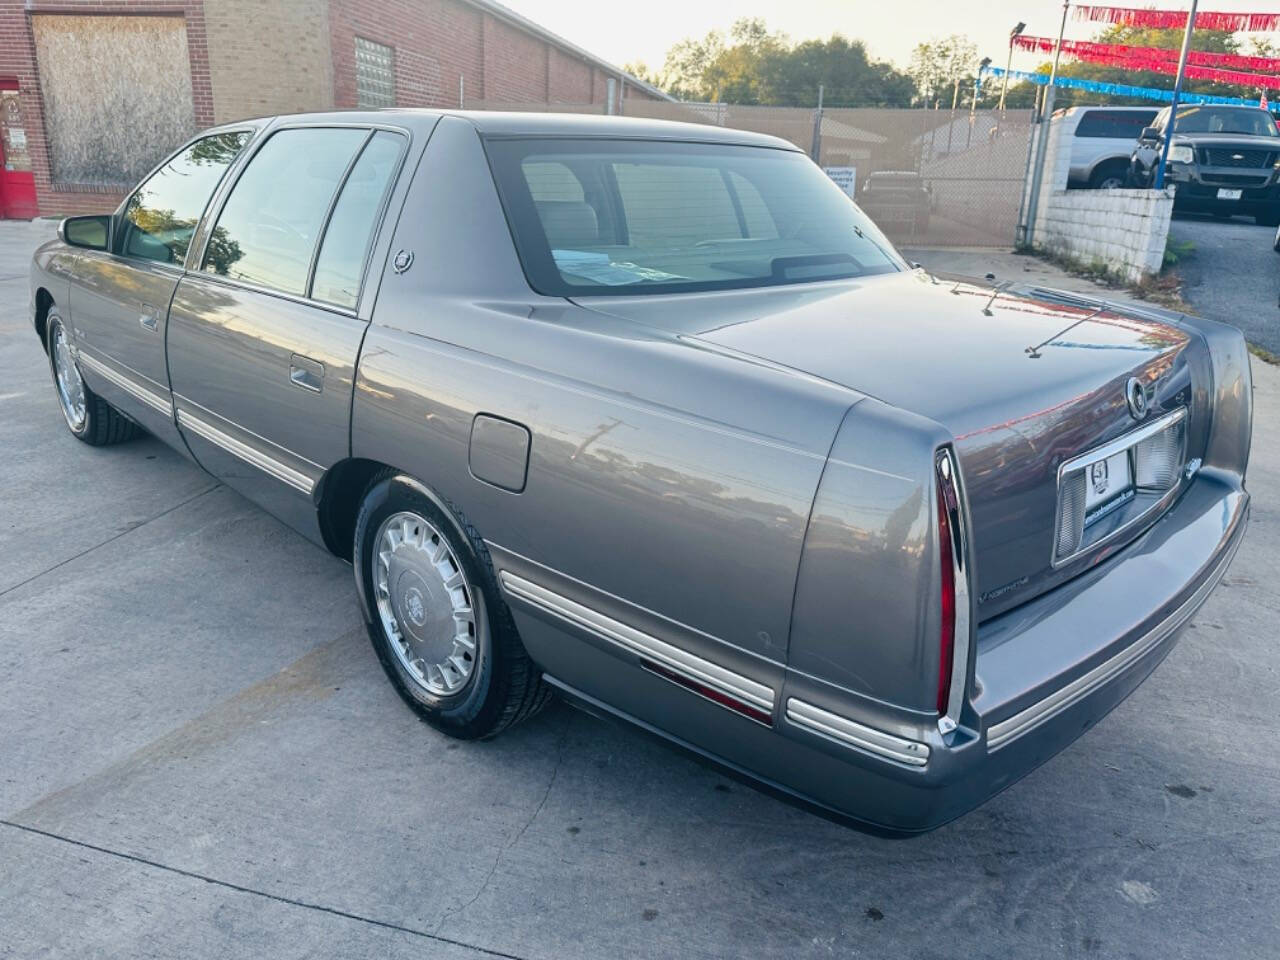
xmin=46 ymin=311 xmax=138 ymax=446
xmin=353 ymin=472 xmax=551 ymax=739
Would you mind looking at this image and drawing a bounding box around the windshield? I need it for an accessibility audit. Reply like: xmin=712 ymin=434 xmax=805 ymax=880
xmin=1170 ymin=106 xmax=1278 ymax=137
xmin=485 ymin=137 xmax=904 ymax=297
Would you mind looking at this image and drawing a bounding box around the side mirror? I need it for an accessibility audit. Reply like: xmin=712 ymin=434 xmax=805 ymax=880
xmin=59 ymin=215 xmax=111 ymax=251
xmin=1139 ymin=127 xmax=1161 ymax=143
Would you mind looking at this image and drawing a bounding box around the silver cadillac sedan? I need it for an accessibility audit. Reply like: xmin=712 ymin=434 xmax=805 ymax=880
xmin=30 ymin=111 xmax=1251 ymax=833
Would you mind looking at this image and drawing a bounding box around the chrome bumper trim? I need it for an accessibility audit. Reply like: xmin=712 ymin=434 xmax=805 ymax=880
xmin=987 ymin=521 xmax=1243 ymax=751
xmin=785 ymin=698 xmax=930 ymax=767
xmin=77 ymin=352 xmax=172 ymax=417
xmin=176 ymin=408 xmax=315 ymax=494
xmin=498 ymin=570 xmax=775 ymax=713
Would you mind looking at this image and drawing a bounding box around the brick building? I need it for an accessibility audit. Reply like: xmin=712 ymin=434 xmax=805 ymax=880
xmin=0 ymin=0 xmax=667 ymax=218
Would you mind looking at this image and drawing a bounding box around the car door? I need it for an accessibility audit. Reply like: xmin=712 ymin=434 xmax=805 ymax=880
xmin=67 ymin=129 xmax=252 ymax=444
xmin=167 ymin=124 xmax=408 ymax=543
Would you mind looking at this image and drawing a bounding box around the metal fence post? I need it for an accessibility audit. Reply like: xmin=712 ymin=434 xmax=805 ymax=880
xmin=606 ymin=78 xmax=616 ymax=115
xmin=809 ymin=84 xmax=824 ymax=162
xmin=1020 ymin=0 xmax=1069 ymax=248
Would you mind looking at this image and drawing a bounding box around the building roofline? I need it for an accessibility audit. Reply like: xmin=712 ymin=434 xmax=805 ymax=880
xmin=464 ymin=0 xmax=675 ymax=102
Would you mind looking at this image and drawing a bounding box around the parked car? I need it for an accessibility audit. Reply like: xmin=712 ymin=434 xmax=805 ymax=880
xmin=856 ymin=171 xmax=932 ymax=233
xmin=31 ymin=111 xmax=1251 ymax=834
xmin=1128 ymin=103 xmax=1280 ymax=224
xmin=1063 ymin=105 xmax=1160 ymax=189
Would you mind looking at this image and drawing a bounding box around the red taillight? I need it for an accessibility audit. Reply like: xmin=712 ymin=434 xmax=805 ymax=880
xmin=936 ymin=463 xmax=957 ymax=715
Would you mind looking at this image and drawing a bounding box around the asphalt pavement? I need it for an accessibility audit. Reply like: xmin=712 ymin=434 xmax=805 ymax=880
xmin=2 ymin=220 xmax=1278 ymax=960
xmin=1170 ymin=213 xmax=1280 ymax=357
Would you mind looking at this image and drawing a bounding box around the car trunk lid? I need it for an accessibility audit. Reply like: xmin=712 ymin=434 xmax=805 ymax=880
xmin=574 ymin=272 xmax=1211 ymax=620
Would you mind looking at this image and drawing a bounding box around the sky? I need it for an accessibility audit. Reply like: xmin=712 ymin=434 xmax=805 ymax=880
xmin=503 ymin=0 xmax=1280 ymax=75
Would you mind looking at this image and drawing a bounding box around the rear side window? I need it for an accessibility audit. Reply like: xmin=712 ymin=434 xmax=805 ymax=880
xmin=119 ymin=131 xmax=249 ymax=266
xmin=203 ymin=127 xmax=369 ymax=294
xmin=1074 ymin=110 xmax=1157 ymax=139
xmin=311 ymin=131 xmax=404 ymax=308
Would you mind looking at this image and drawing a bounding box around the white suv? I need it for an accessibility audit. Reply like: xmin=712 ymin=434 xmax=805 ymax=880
xmin=1063 ymin=106 xmax=1160 ymax=189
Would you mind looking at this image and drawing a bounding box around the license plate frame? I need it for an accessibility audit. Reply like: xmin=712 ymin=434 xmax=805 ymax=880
xmin=1217 ymin=188 xmax=1244 ymax=200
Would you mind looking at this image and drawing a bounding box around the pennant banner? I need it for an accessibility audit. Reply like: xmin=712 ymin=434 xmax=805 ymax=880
xmin=1073 ymin=5 xmax=1280 ymax=31
xmin=986 ymin=65 xmax=1275 ymax=108
xmin=1013 ymin=34 xmax=1280 ymax=74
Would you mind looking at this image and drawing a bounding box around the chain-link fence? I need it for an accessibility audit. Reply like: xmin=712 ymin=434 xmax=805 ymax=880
xmin=467 ymin=99 xmax=1034 ymax=248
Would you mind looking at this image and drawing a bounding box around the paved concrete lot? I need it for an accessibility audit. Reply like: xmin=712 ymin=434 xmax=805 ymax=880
xmin=1170 ymin=214 xmax=1280 ymax=358
xmin=3 ymin=220 xmax=1278 ymax=959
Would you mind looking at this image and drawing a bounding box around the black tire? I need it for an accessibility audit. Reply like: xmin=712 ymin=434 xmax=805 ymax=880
xmin=353 ymin=471 xmax=551 ymax=739
xmin=1089 ymin=163 xmax=1128 ymax=190
xmin=1257 ymin=207 xmax=1280 ymax=227
xmin=45 ymin=311 xmax=139 ymax=446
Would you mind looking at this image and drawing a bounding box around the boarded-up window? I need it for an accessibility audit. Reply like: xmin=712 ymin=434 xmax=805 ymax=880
xmin=33 ymin=15 xmax=195 ymax=186
xmin=355 ymin=37 xmax=395 ymax=109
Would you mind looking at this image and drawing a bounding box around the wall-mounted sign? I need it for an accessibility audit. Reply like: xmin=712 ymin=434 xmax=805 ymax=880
xmin=824 ymin=165 xmax=857 ymax=198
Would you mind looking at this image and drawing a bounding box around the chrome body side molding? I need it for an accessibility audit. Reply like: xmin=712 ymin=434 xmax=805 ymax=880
xmin=987 ymin=523 xmax=1242 ymax=751
xmin=77 ymin=351 xmax=172 ymax=417
xmin=497 ymin=570 xmax=775 ymax=714
xmin=176 ymin=407 xmax=315 ymax=494
xmin=785 ymin=698 xmax=930 ymax=767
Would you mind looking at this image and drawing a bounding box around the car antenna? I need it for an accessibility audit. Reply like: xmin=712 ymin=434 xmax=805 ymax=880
xmin=1026 ymin=306 xmax=1105 ymax=359
xmin=982 ymin=280 xmax=1012 ymax=316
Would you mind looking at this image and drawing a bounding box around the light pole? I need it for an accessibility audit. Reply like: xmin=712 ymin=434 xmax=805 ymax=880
xmin=1156 ymin=0 xmax=1198 ymax=189
xmin=969 ymin=57 xmax=992 ymax=148
xmin=998 ymin=22 xmax=1026 ymax=111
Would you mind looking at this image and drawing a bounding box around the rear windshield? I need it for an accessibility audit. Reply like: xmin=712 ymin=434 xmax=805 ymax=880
xmin=485 ymin=137 xmax=903 ymax=297
xmin=1170 ymin=106 xmax=1278 ymax=137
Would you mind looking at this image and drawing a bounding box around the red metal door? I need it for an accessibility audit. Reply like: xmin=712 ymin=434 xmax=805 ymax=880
xmin=0 ymin=82 xmax=38 ymax=219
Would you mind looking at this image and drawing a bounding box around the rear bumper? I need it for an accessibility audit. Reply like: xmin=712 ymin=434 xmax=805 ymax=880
xmin=530 ymin=473 xmax=1247 ymax=835
xmin=797 ymin=472 xmax=1249 ymax=832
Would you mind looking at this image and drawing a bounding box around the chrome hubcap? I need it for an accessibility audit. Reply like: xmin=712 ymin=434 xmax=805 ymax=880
xmin=50 ymin=323 xmax=86 ymax=431
xmin=373 ymin=511 xmax=479 ymax=696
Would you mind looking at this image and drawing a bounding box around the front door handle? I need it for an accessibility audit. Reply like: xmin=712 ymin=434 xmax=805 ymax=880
xmin=289 ymin=354 xmax=324 ymax=393
xmin=139 ymin=303 xmax=159 ymax=331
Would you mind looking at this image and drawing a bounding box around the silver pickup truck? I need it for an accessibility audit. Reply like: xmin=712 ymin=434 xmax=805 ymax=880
xmin=1064 ymin=105 xmax=1160 ymax=189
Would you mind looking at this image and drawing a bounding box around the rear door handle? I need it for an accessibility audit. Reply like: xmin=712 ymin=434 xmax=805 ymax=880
xmin=289 ymin=354 xmax=324 ymax=393
xmin=139 ymin=303 xmax=159 ymax=331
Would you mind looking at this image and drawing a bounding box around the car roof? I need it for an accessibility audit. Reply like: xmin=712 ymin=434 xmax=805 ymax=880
xmin=211 ymin=108 xmax=801 ymax=151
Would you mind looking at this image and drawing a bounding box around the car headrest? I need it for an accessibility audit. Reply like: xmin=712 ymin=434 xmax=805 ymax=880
xmin=536 ymin=200 xmax=599 ymax=248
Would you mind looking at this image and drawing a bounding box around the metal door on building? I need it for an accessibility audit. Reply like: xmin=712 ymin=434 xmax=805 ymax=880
xmin=0 ymin=81 xmax=37 ymax=219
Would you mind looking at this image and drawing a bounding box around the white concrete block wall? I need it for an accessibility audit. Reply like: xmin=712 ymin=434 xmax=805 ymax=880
xmin=1029 ymin=113 xmax=1174 ymax=282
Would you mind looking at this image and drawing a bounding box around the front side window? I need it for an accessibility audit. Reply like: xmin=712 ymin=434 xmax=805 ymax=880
xmin=487 ymin=138 xmax=903 ymax=296
xmin=202 ymin=127 xmax=369 ymax=294
xmin=118 ymin=131 xmax=250 ymax=266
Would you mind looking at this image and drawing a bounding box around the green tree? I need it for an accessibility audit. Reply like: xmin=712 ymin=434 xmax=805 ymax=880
xmin=655 ymin=18 xmax=915 ymax=106
xmin=909 ymin=35 xmax=979 ymax=108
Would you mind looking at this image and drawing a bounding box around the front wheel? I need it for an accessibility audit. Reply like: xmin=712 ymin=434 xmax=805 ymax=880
xmin=353 ymin=473 xmax=551 ymax=739
xmin=1257 ymin=206 xmax=1280 ymax=227
xmin=46 ymin=311 xmax=138 ymax=445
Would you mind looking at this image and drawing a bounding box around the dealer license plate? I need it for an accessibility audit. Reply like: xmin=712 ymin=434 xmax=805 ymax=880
xmin=1217 ymin=188 xmax=1243 ymax=200
xmin=1083 ymin=450 xmax=1134 ymax=521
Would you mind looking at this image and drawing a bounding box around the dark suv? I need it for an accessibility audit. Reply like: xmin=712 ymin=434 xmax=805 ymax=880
xmin=1129 ymin=104 xmax=1280 ymax=224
